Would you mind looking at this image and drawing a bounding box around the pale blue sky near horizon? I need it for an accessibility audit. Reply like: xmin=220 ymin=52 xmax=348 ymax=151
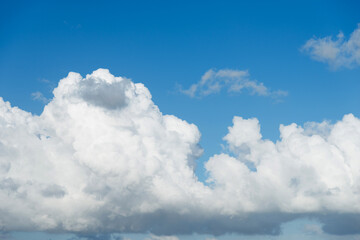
xmin=1 ymin=1 xmax=360 ymax=239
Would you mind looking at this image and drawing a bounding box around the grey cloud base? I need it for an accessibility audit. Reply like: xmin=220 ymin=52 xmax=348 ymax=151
xmin=0 ymin=69 xmax=360 ymax=236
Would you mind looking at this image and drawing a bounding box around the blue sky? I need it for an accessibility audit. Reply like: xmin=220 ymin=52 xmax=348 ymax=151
xmin=1 ymin=1 xmax=360 ymax=240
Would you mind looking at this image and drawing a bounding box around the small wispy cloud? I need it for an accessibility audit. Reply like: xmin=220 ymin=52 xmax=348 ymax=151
xmin=179 ymin=69 xmax=287 ymax=99
xmin=31 ymin=91 xmax=49 ymax=103
xmin=146 ymin=235 xmax=179 ymax=240
xmin=302 ymin=23 xmax=360 ymax=69
xmin=304 ymin=223 xmax=323 ymax=235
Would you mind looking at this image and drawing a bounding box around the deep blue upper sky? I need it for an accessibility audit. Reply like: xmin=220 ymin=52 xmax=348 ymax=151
xmin=1 ymin=2 xmax=360 ymax=239
xmin=2 ymin=0 xmax=360 ymax=179
xmin=2 ymin=0 xmax=360 ymax=180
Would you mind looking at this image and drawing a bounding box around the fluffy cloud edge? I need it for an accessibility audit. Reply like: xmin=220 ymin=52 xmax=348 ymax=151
xmin=0 ymin=69 xmax=359 ymax=236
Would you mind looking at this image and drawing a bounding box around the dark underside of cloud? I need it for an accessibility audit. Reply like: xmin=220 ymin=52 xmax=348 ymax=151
xmin=319 ymin=213 xmax=360 ymax=235
xmin=73 ymin=212 xmax=293 ymax=236
xmin=66 ymin=212 xmax=360 ymax=238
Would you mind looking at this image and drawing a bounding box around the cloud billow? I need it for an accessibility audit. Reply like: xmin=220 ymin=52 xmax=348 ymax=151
xmin=0 ymin=69 xmax=359 ymax=236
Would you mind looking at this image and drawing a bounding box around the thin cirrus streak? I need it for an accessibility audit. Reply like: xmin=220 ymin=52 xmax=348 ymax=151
xmin=0 ymin=69 xmax=359 ymax=236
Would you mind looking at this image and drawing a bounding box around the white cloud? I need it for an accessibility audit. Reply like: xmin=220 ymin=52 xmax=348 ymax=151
xmin=31 ymin=91 xmax=49 ymax=103
xmin=146 ymin=235 xmax=179 ymax=240
xmin=304 ymin=223 xmax=323 ymax=235
xmin=179 ymin=69 xmax=287 ymax=98
xmin=0 ymin=69 xmax=205 ymax=233
xmin=302 ymin=24 xmax=360 ymax=69
xmin=0 ymin=69 xmax=360 ymax=236
xmin=207 ymin=114 xmax=360 ymax=214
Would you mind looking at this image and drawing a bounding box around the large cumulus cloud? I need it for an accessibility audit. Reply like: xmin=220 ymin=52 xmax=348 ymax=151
xmin=206 ymin=115 xmax=360 ymax=214
xmin=0 ymin=69 xmax=360 ymax=236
